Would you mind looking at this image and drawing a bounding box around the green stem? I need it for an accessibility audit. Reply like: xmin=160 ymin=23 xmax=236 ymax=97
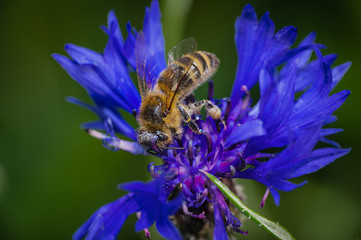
xmin=201 ymin=170 xmax=296 ymax=240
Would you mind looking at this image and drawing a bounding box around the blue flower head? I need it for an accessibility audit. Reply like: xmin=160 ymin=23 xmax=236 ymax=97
xmin=53 ymin=1 xmax=351 ymax=239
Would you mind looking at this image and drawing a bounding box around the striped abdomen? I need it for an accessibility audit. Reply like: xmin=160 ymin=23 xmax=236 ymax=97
xmin=156 ymin=51 xmax=219 ymax=100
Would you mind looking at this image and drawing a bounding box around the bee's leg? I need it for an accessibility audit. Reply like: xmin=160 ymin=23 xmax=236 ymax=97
xmin=170 ymin=127 xmax=182 ymax=140
xmin=149 ymin=134 xmax=165 ymax=155
xmin=178 ymin=105 xmax=204 ymax=134
xmin=170 ymin=127 xmax=184 ymax=147
xmin=188 ymin=100 xmax=221 ymax=120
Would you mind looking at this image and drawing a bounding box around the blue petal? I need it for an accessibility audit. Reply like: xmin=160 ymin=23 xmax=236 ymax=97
xmin=73 ymin=194 xmax=138 ymax=240
xmin=319 ymin=137 xmax=341 ymax=148
xmin=268 ymin=43 xmax=326 ymax=70
xmin=233 ymin=4 xmax=259 ymax=92
xmin=294 ymin=31 xmax=316 ymax=68
xmin=261 ymin=26 xmax=297 ymax=70
xmin=81 ymin=121 xmax=105 ymax=131
xmin=320 ymin=128 xmax=343 ymax=137
xmin=269 ymin=188 xmax=281 ymax=206
xmin=52 ymin=54 xmax=137 ymax=113
xmin=232 ymin=5 xmax=275 ymax=103
xmin=331 ymin=61 xmax=352 ymax=90
xmin=290 ymin=148 xmax=350 ymax=178
xmin=101 ymin=10 xmax=139 ymax=91
xmin=134 ymin=195 xmax=158 ymax=231
xmin=103 ymin=10 xmax=124 ymax=45
xmin=65 ymin=43 xmax=138 ymax=106
xmin=237 ymin=125 xmax=320 ymax=201
xmin=166 ymin=194 xmax=183 ymax=216
xmin=66 ymin=97 xmax=136 ymax=140
xmin=55 ymin=10 xmax=142 ymax=114
xmin=122 ymin=22 xmax=138 ymax=69
xmin=213 ymin=202 xmax=229 ymax=240
xmin=66 ymin=96 xmax=99 ymax=115
xmin=65 ymin=44 xmax=104 ymax=65
xmin=73 ymin=214 xmax=95 ymax=240
xmin=259 ymin=60 xmax=296 ymax=130
xmin=119 ymin=181 xmax=151 ymax=193
xmin=323 ymin=115 xmax=338 ymax=125
xmin=268 ymin=181 xmax=306 ymax=206
xmin=244 ymin=61 xmax=297 ymax=153
xmin=225 ymin=119 xmax=266 ymax=147
xmin=259 ymin=68 xmax=274 ymax=97
xmin=103 ymin=26 xmax=141 ymax=105
xmin=269 ymin=178 xmax=307 ymax=192
xmin=53 ymin=55 xmax=116 ymax=103
xmin=285 ymin=90 xmax=350 ymax=139
xmin=270 ymin=26 xmax=297 ymax=54
xmin=119 ymin=177 xmax=183 ymax=237
xmin=102 ymin=108 xmax=136 ymax=140
xmin=246 ymin=101 xmax=339 ymax=155
xmin=156 ymin=214 xmax=184 ymax=240
xmin=252 ymin=11 xmax=275 ymax=65
xmin=143 ymin=0 xmax=166 ymax=71
xmin=294 ymin=54 xmax=337 ymax=92
xmin=264 ymin=56 xmax=351 ymax=148
xmin=267 ymin=125 xmax=322 ymax=172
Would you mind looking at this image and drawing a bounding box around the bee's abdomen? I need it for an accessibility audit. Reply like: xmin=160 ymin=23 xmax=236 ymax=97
xmin=178 ymin=51 xmax=219 ymax=95
xmin=180 ymin=51 xmax=219 ymax=81
xmin=156 ymin=51 xmax=219 ymax=100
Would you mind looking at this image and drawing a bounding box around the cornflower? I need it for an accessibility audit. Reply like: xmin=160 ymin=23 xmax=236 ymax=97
xmin=53 ymin=1 xmax=350 ymax=239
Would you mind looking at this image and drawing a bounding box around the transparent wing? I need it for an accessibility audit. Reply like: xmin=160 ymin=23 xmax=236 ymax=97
xmin=164 ymin=37 xmax=198 ymax=110
xmin=135 ymin=31 xmax=161 ymax=98
xmin=168 ymin=37 xmax=197 ymax=65
xmin=135 ymin=32 xmax=148 ymax=98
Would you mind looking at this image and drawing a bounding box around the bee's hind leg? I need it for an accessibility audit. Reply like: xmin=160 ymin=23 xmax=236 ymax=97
xmin=178 ymin=104 xmax=204 ymax=134
xmin=188 ymin=100 xmax=221 ymax=120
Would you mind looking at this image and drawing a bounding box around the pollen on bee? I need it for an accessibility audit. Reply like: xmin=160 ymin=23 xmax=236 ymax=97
xmin=208 ymin=107 xmax=221 ymax=120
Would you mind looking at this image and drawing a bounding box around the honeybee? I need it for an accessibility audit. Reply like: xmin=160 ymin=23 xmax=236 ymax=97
xmin=135 ymin=31 xmax=221 ymax=150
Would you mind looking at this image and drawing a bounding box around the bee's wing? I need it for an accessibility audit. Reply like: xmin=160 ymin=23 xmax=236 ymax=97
xmin=164 ymin=37 xmax=198 ymax=110
xmin=167 ymin=37 xmax=197 ymax=65
xmin=135 ymin=31 xmax=160 ymax=98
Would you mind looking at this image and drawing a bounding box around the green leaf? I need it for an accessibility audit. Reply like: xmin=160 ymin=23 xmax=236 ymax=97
xmin=201 ymin=170 xmax=296 ymax=240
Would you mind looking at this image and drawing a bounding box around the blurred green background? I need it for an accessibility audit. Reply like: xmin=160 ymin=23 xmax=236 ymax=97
xmin=0 ymin=0 xmax=360 ymax=239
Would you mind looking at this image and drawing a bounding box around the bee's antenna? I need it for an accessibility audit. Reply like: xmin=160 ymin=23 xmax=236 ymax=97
xmin=164 ymin=147 xmax=186 ymax=150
